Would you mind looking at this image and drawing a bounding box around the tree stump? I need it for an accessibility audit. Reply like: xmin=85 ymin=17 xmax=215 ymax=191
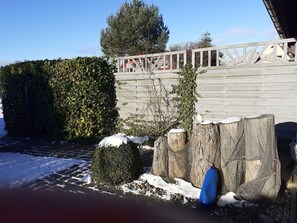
xmin=190 ymin=123 xmax=220 ymax=188
xmin=219 ymin=118 xmax=245 ymax=194
xmin=167 ymin=129 xmax=190 ymax=180
xmin=168 ymin=129 xmax=187 ymax=151
xmin=236 ymin=114 xmax=281 ymax=201
xmin=152 ymin=136 xmax=169 ymax=178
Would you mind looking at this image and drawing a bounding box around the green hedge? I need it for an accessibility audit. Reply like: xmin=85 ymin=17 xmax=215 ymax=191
xmin=91 ymin=142 xmax=143 ymax=185
xmin=0 ymin=57 xmax=118 ymax=140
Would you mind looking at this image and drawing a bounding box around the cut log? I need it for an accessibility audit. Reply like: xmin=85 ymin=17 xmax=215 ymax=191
xmin=152 ymin=136 xmax=169 ymax=178
xmin=219 ymin=119 xmax=245 ymax=194
xmin=168 ymin=129 xmax=187 ymax=152
xmin=190 ymin=123 xmax=220 ymax=188
xmin=168 ymin=129 xmax=190 ymax=180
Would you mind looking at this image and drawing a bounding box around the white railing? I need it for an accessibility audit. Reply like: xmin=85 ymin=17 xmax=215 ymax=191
xmin=115 ymin=38 xmax=297 ymax=73
xmin=116 ymin=50 xmax=186 ymax=73
xmin=192 ymin=38 xmax=297 ymax=68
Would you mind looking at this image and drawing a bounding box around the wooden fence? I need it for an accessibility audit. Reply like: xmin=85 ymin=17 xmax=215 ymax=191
xmin=115 ymin=38 xmax=297 ymax=138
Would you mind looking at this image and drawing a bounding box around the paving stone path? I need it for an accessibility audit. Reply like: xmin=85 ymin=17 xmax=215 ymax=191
xmin=0 ymin=137 xmax=153 ymax=197
xmin=0 ymin=137 xmax=109 ymax=195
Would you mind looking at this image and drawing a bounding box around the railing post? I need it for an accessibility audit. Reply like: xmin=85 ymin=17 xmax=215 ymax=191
xmin=284 ymin=42 xmax=288 ymax=62
xmin=273 ymin=43 xmax=277 ymax=62
xmin=216 ymin=50 xmax=219 ymax=66
xmin=208 ymin=50 xmax=211 ymax=67
xmin=295 ymin=42 xmax=297 ymax=62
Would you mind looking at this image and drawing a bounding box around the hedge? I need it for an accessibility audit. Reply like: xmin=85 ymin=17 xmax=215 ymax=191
xmin=0 ymin=57 xmax=118 ymax=140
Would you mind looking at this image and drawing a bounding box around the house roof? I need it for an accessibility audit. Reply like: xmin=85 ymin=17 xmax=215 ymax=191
xmin=263 ymin=0 xmax=297 ymax=39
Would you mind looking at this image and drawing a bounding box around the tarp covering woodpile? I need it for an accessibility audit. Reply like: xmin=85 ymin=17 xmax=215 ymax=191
xmin=202 ymin=114 xmax=281 ymax=201
xmin=152 ymin=114 xmax=281 ymax=202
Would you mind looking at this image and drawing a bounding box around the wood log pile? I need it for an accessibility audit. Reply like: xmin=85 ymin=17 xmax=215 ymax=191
xmin=152 ymin=114 xmax=281 ymax=202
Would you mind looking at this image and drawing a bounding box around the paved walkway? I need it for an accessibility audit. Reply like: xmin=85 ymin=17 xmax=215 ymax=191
xmin=0 ymin=137 xmax=152 ymax=196
xmin=0 ymin=137 xmax=108 ymax=194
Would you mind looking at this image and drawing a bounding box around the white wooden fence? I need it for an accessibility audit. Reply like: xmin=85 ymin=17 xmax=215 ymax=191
xmin=115 ymin=38 xmax=297 ymax=137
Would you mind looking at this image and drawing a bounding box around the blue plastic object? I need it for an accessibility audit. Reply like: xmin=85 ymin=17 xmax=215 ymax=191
xmin=198 ymin=166 xmax=218 ymax=208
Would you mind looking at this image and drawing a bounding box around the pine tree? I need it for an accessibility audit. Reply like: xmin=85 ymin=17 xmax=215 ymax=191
xmin=100 ymin=0 xmax=169 ymax=57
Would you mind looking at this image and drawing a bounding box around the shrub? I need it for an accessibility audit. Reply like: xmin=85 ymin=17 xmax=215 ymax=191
xmin=47 ymin=57 xmax=118 ymax=140
xmin=0 ymin=57 xmax=118 ymax=140
xmin=91 ymin=142 xmax=143 ymax=185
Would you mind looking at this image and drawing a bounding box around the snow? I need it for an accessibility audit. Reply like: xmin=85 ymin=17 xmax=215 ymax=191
xmin=121 ymin=172 xmax=255 ymax=207
xmin=168 ymin=128 xmax=186 ymax=133
xmin=78 ymin=171 xmax=92 ymax=184
xmin=217 ymin=192 xmax=255 ymax=208
xmin=201 ymin=120 xmax=217 ymax=125
xmin=245 ymin=114 xmax=262 ymax=119
xmin=129 ymin=135 xmax=149 ymax=144
xmin=99 ymin=134 xmax=130 ymax=147
xmin=141 ymin=145 xmax=154 ymax=150
xmin=141 ymin=174 xmax=201 ymax=199
xmin=219 ymin=117 xmax=241 ymax=124
xmin=98 ymin=134 xmax=149 ymax=147
xmin=0 ymin=152 xmax=85 ymax=188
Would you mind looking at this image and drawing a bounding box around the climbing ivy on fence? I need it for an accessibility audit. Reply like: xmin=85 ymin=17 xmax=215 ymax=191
xmin=173 ymin=63 xmax=202 ymax=133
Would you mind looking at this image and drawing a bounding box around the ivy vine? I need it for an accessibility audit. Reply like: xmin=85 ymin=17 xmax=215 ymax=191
xmin=173 ymin=63 xmax=203 ymax=133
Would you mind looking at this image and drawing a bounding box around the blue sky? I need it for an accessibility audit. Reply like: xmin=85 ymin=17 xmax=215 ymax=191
xmin=0 ymin=0 xmax=277 ymax=65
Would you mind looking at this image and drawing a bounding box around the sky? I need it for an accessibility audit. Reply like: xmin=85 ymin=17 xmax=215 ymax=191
xmin=0 ymin=0 xmax=277 ymax=66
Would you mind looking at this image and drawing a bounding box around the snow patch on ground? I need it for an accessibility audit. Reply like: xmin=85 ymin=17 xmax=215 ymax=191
xmin=217 ymin=192 xmax=256 ymax=207
xmin=79 ymin=171 xmax=92 ymax=184
xmin=0 ymin=152 xmax=85 ymax=188
xmin=122 ymin=173 xmax=201 ymax=201
xmin=121 ymin=172 xmax=255 ymax=207
xmin=141 ymin=174 xmax=201 ymax=200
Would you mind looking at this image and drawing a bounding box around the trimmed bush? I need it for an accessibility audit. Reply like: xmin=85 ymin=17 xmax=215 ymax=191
xmin=0 ymin=57 xmax=118 ymax=140
xmin=91 ymin=142 xmax=143 ymax=185
xmin=47 ymin=57 xmax=118 ymax=140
